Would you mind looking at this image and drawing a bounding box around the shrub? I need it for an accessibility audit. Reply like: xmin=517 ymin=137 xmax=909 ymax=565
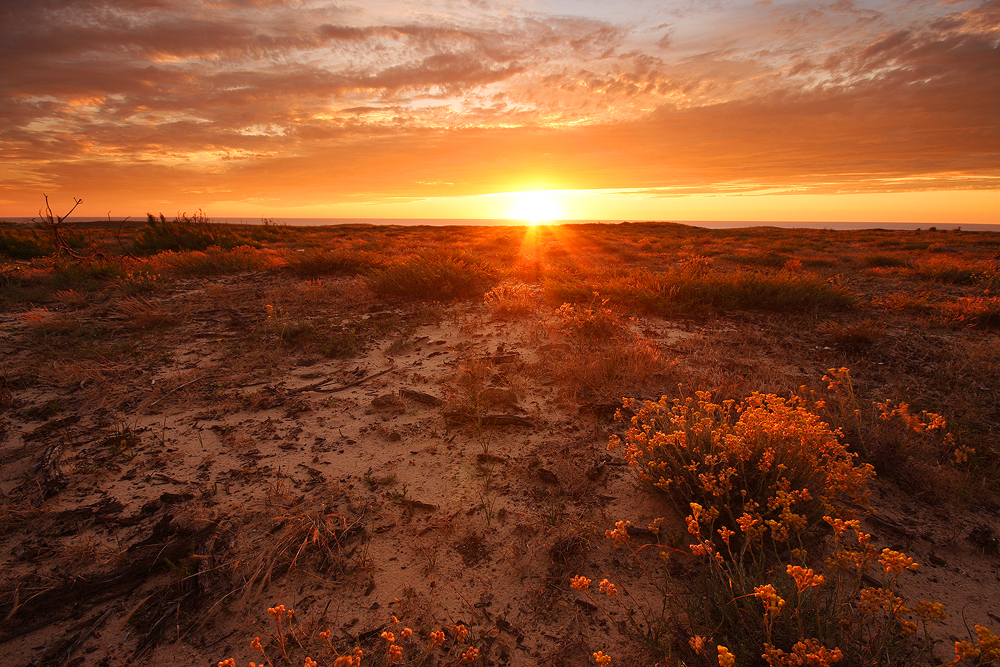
xmin=942 ymin=296 xmax=1000 ymax=328
xmin=549 ymin=297 xmax=667 ymax=401
xmin=146 ymin=246 xmax=281 ymax=277
xmin=820 ymin=368 xmax=971 ymax=501
xmin=659 ymin=268 xmax=856 ymax=313
xmin=547 ymin=268 xmax=857 ymax=315
xmin=484 ymin=281 xmax=536 ymax=318
xmin=368 ymin=250 xmax=498 ymax=301
xmin=133 ymin=211 xmax=261 ymax=253
xmin=53 ymin=259 xmax=126 ymax=286
xmin=0 ymin=228 xmax=50 ymax=259
xmin=580 ymin=391 xmax=962 ymax=667
xmin=862 ymin=254 xmax=911 ymax=269
xmin=284 ymin=249 xmax=385 ymax=277
xmin=610 ymin=392 xmax=872 ymax=545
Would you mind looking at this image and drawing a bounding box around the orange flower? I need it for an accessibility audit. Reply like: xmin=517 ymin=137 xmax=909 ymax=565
xmin=593 ymin=650 xmax=613 ymax=666
xmin=452 ymin=624 xmax=468 ymax=642
xmin=787 ymin=564 xmax=824 ymax=591
xmin=914 ymin=600 xmax=946 ymax=622
xmin=381 ymin=631 xmax=395 ymax=643
xmin=268 ymin=604 xmax=292 ymax=618
xmin=688 ymin=636 xmax=706 ymax=655
xmin=598 ymin=579 xmax=617 ymax=596
xmin=387 ymin=644 xmax=403 ymax=664
xmin=754 ymin=584 xmax=786 ymax=616
xmin=878 ymin=548 xmax=918 ymax=575
xmin=218 ymin=660 xmax=236 ymax=667
xmin=570 ymin=575 xmax=592 ymax=591
xmin=605 ymin=520 xmax=631 ymax=547
xmin=690 ymin=540 xmax=713 ymax=556
xmin=430 ymin=630 xmax=446 ymax=647
xmin=460 ymin=646 xmax=479 ymax=663
xmin=717 ymin=645 xmax=735 ymax=667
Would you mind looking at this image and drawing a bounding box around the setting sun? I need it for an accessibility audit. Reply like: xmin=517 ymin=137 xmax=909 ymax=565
xmin=507 ymin=191 xmax=565 ymax=223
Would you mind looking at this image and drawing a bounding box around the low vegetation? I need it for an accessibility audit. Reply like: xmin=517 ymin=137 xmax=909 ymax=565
xmin=1 ymin=213 xmax=999 ymax=666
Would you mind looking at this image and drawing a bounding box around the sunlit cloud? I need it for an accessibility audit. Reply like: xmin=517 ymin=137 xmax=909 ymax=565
xmin=0 ymin=0 xmax=996 ymax=220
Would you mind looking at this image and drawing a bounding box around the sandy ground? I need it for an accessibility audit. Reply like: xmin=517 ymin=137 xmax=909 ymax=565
xmin=1 ymin=273 xmax=998 ymax=667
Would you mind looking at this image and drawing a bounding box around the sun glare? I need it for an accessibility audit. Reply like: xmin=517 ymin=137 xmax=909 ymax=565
xmin=508 ymin=190 xmax=564 ymax=224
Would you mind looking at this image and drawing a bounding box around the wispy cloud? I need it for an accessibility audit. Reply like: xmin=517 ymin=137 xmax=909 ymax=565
xmin=0 ymin=0 xmax=996 ymax=215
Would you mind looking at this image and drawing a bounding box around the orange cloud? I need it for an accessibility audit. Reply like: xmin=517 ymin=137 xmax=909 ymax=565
xmin=0 ymin=0 xmax=996 ymax=219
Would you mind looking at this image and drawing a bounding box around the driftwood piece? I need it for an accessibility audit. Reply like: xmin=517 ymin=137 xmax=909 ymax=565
xmin=289 ymin=366 xmax=397 ymax=394
xmin=443 ymin=412 xmax=533 ymax=427
xmin=0 ymin=519 xmax=218 ymax=644
xmin=39 ymin=444 xmax=67 ymax=499
xmin=399 ymin=388 xmax=444 ymax=406
xmin=23 ymin=415 xmax=81 ymax=442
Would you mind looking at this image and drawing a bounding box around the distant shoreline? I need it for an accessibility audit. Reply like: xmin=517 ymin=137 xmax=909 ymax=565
xmin=2 ymin=217 xmax=998 ymax=231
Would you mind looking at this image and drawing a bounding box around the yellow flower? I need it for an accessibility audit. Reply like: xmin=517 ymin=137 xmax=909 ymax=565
xmin=388 ymin=644 xmax=403 ymax=664
xmin=690 ymin=540 xmax=714 ymax=556
xmin=787 ymin=564 xmax=824 ymax=591
xmin=430 ymin=630 xmax=446 ymax=647
xmin=955 ymin=640 xmax=981 ymax=661
xmin=913 ymin=600 xmax=946 ymax=622
xmin=689 ymin=636 xmax=706 ymax=654
xmin=570 ymin=575 xmax=592 ymax=591
xmin=593 ymin=650 xmax=613 ymax=666
xmin=717 ymin=644 xmax=735 ymax=667
xmin=452 ymin=624 xmax=468 ymax=642
xmin=304 ymin=658 xmax=318 ymax=667
xmin=605 ymin=520 xmax=631 ymax=547
xmin=218 ymin=660 xmax=236 ymax=667
xmin=878 ymin=548 xmax=918 ymax=575
xmin=599 ymin=579 xmax=618 ymax=596
xmin=401 ymin=627 xmax=413 ymax=639
xmin=754 ymin=584 xmax=786 ymax=616
xmin=381 ymin=631 xmax=395 ymax=643
xmin=251 ymin=637 xmax=262 ymax=651
xmin=975 ymin=625 xmax=1000 ymax=661
xmin=461 ymin=646 xmax=479 ymax=663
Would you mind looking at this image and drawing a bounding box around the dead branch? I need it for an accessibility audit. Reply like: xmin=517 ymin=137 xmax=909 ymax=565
xmin=112 ymin=212 xmax=139 ymax=260
xmin=37 ymin=194 xmax=86 ymax=259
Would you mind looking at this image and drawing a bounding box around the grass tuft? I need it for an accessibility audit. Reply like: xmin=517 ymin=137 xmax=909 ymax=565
xmin=368 ymin=250 xmax=498 ymax=301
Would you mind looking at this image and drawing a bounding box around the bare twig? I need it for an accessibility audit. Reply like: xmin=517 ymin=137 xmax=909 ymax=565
xmin=288 ymin=366 xmax=398 ymax=394
xmin=147 ymin=375 xmax=217 ymax=407
xmin=112 ymin=212 xmax=139 ymax=260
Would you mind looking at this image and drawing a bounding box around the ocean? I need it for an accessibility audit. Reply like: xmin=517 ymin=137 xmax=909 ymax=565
xmin=4 ymin=217 xmax=999 ymax=231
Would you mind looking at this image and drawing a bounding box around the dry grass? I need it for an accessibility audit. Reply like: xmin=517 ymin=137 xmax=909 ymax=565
xmin=4 ymin=219 xmax=1000 ymax=667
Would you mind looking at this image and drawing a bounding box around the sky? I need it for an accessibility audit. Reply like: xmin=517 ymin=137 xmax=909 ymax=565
xmin=1 ymin=0 xmax=998 ymax=223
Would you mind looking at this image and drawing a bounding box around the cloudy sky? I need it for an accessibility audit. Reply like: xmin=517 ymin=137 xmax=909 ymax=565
xmin=1 ymin=0 xmax=998 ymax=222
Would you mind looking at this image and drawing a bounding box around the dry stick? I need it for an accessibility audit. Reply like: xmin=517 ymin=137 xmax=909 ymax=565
xmin=148 ymin=375 xmax=217 ymax=407
xmin=59 ymin=605 xmax=116 ymax=664
xmin=288 ymin=365 xmax=400 ymax=394
xmin=112 ymin=213 xmax=139 ymax=260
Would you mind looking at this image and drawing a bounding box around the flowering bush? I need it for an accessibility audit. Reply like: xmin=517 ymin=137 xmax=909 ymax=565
xmin=609 ymin=391 xmax=872 ymax=549
xmin=576 ymin=390 xmax=974 ymax=666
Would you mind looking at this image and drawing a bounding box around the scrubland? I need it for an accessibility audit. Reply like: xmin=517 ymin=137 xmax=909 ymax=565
xmin=1 ymin=216 xmax=999 ymax=667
